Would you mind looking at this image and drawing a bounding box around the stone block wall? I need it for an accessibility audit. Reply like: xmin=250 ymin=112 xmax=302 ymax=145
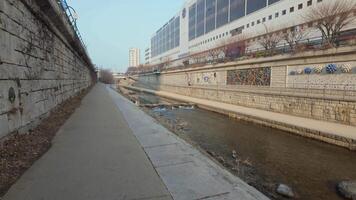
xmin=135 ymin=46 xmax=356 ymax=126
xmin=0 ymin=0 xmax=94 ymax=138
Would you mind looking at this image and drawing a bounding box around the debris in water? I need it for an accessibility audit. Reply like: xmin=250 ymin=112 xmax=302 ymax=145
xmin=152 ymin=107 xmax=167 ymax=112
xmin=276 ymin=184 xmax=295 ymax=198
xmin=179 ymin=105 xmax=195 ymax=110
xmin=337 ymin=180 xmax=356 ymax=200
xmin=207 ymin=150 xmax=216 ymax=157
xmin=217 ymin=156 xmax=226 ymax=164
xmin=242 ymin=158 xmax=253 ymax=167
xmin=232 ymin=150 xmax=238 ymax=159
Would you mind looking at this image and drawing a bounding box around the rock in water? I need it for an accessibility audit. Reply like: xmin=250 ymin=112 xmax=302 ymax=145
xmin=338 ymin=181 xmax=356 ymax=199
xmin=276 ymin=184 xmax=294 ymax=198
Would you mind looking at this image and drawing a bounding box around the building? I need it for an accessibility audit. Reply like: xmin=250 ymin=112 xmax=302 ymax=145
xmin=144 ymin=48 xmax=151 ymax=64
xmin=149 ymin=0 xmax=355 ymax=66
xmin=129 ymin=48 xmax=140 ymax=67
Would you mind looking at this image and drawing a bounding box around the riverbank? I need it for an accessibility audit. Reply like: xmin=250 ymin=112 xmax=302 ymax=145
xmin=116 ymin=85 xmax=356 ymax=200
xmin=123 ymin=85 xmax=356 ymax=151
xmin=107 ymin=86 xmax=269 ymax=200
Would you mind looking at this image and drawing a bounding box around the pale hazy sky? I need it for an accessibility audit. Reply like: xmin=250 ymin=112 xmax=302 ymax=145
xmin=67 ymin=0 xmax=184 ymax=72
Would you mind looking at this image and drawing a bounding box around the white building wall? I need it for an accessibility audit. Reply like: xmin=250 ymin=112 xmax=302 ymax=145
xmin=150 ymin=0 xmax=355 ymax=65
xmin=129 ymin=48 xmax=140 ymax=67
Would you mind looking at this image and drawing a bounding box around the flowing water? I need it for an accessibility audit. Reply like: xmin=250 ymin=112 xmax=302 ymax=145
xmin=134 ymin=92 xmax=356 ymax=200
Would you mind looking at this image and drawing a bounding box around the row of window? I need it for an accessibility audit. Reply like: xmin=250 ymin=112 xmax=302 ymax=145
xmin=244 ymin=0 xmax=322 ymax=30
xmin=189 ymin=0 xmax=282 ymax=41
xmin=151 ymin=17 xmax=180 ymax=58
xmin=189 ymin=31 xmax=230 ymax=49
xmin=190 ymin=0 xmax=324 ymax=49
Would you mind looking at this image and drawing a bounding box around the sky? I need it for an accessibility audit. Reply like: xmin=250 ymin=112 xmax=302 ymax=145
xmin=67 ymin=0 xmax=184 ymax=73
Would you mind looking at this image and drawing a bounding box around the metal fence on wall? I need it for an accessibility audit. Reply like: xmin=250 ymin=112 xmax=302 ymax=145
xmin=57 ymin=0 xmax=86 ymax=50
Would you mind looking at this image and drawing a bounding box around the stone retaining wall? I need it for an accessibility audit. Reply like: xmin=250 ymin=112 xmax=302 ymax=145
xmin=135 ymin=46 xmax=356 ymax=126
xmin=0 ymin=0 xmax=95 ymax=137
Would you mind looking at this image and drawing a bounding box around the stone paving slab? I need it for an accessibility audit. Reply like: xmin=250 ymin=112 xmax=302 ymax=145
xmin=145 ymin=143 xmax=197 ymax=168
xmin=107 ymin=86 xmax=269 ymax=200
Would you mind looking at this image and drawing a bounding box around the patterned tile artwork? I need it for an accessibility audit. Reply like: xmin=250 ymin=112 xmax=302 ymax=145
xmin=287 ymin=63 xmax=356 ymax=90
xmin=227 ymin=67 xmax=271 ymax=86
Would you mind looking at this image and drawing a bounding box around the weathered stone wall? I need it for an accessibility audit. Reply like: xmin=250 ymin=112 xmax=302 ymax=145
xmin=0 ymin=0 xmax=94 ymax=138
xmin=135 ymin=46 xmax=356 ymax=126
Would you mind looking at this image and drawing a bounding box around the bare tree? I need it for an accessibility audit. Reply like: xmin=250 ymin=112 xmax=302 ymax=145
xmin=99 ymin=68 xmax=114 ymax=84
xmin=206 ymin=48 xmax=220 ymax=63
xmin=258 ymin=24 xmax=283 ymax=55
xmin=305 ymin=0 xmax=356 ymax=47
xmin=282 ymin=25 xmax=309 ymax=51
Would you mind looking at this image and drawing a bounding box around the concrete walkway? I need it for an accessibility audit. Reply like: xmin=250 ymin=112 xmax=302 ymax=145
xmin=124 ymin=85 xmax=356 ymax=150
xmin=4 ymin=84 xmax=268 ymax=200
xmin=4 ymin=84 xmax=172 ymax=200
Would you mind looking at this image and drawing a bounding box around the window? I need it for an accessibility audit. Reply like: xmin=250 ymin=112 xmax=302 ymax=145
xmin=169 ymin=20 xmax=174 ymax=50
xmin=188 ymin=4 xmax=196 ymax=41
xmin=230 ymin=0 xmax=246 ymax=21
xmin=275 ymin=12 xmax=279 ymax=18
xmin=196 ymin=0 xmax=205 ymax=37
xmin=174 ymin=17 xmax=180 ymax=47
xmin=216 ymin=0 xmax=229 ymax=28
xmin=246 ymin=23 xmax=250 ymax=28
xmin=282 ymin=10 xmax=286 ymax=15
xmin=231 ymin=26 xmax=244 ymax=36
xmin=251 ymin=21 xmax=255 ymax=26
xmin=257 ymin=19 xmax=261 ymax=24
xmin=205 ymin=0 xmax=216 ymax=33
xmin=290 ymin=7 xmax=294 ymax=13
xmin=268 ymin=0 xmax=280 ymax=5
xmin=268 ymin=15 xmax=272 ymax=20
xmin=262 ymin=17 xmax=266 ymax=22
xmin=246 ymin=0 xmax=267 ymax=15
xmin=307 ymin=0 xmax=312 ymax=6
xmin=298 ymin=3 xmax=303 ymax=10
xmin=317 ymin=0 xmax=322 ymax=2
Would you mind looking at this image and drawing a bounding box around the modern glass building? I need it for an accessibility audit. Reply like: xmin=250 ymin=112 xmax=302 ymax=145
xmin=149 ymin=0 xmax=341 ymax=65
xmin=151 ymin=17 xmax=180 ymax=58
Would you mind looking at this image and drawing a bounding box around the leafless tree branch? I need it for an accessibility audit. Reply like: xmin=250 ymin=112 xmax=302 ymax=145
xmin=305 ymin=0 xmax=356 ymax=47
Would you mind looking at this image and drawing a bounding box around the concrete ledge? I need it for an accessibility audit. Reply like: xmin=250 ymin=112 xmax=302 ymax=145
xmin=124 ymin=85 xmax=356 ymax=151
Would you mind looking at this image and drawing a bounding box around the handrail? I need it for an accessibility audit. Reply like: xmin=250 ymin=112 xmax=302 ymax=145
xmin=57 ymin=0 xmax=87 ymax=51
xmin=128 ymin=30 xmax=356 ymax=74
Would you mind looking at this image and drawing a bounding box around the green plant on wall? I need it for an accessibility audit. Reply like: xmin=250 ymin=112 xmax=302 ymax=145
xmin=255 ymin=51 xmax=266 ymax=58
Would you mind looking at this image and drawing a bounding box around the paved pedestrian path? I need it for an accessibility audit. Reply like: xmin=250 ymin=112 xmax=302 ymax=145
xmin=4 ymin=84 xmax=172 ymax=200
xmin=3 ymin=84 xmax=268 ymax=200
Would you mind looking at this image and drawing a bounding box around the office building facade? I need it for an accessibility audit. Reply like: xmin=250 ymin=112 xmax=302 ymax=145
xmin=150 ymin=0 xmax=353 ymax=65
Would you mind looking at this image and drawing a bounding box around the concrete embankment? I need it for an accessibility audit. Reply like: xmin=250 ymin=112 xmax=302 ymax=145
xmin=124 ymin=85 xmax=356 ymax=150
